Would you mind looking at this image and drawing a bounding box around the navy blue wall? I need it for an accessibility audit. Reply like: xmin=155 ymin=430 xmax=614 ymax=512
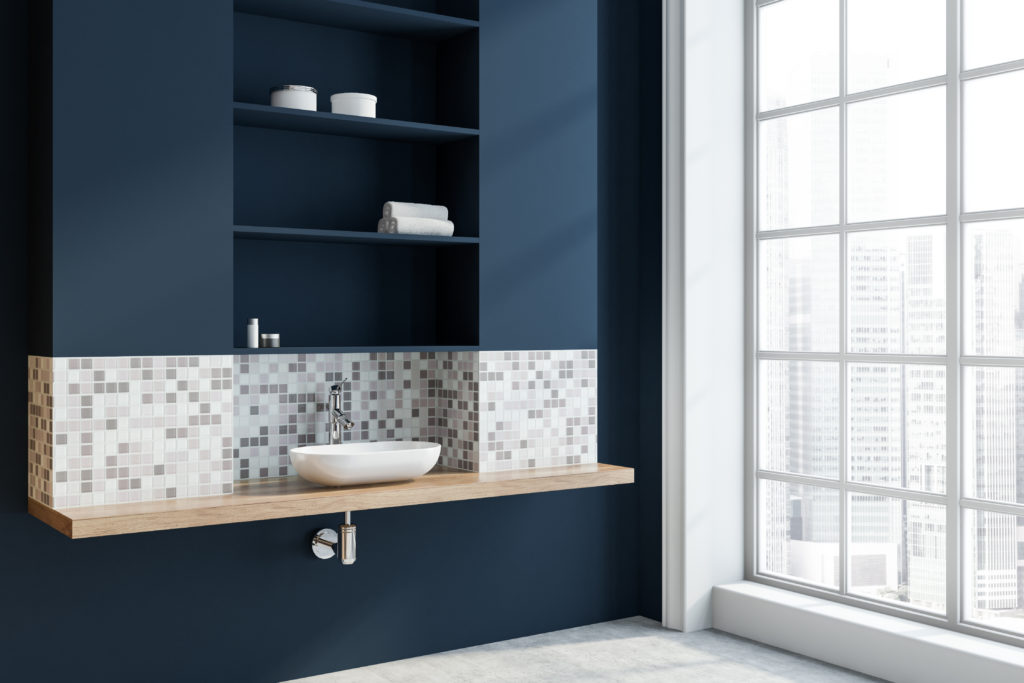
xmin=479 ymin=0 xmax=599 ymax=351
xmin=3 ymin=1 xmax=662 ymax=680
xmin=598 ymin=0 xmax=664 ymax=619
xmin=43 ymin=0 xmax=233 ymax=358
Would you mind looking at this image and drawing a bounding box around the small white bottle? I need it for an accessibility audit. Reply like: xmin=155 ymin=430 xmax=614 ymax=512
xmin=247 ymin=318 xmax=260 ymax=349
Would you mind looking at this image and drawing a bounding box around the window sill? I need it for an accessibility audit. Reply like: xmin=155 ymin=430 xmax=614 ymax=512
xmin=712 ymin=581 xmax=1024 ymax=683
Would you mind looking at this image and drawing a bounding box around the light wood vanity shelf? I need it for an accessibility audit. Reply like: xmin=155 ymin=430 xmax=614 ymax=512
xmin=28 ymin=463 xmax=634 ymax=539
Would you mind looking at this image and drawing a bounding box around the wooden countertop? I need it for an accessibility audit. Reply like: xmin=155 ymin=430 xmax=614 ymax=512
xmin=28 ymin=463 xmax=634 ymax=539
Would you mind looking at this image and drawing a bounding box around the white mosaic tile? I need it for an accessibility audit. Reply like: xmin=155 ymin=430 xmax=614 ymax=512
xmin=478 ymin=350 xmax=597 ymax=473
xmin=38 ymin=355 xmax=234 ymax=508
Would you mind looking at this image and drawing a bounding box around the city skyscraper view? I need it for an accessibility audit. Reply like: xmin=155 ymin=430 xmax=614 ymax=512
xmin=756 ymin=0 xmax=1024 ymax=641
xmin=758 ymin=146 xmax=1024 ymax=631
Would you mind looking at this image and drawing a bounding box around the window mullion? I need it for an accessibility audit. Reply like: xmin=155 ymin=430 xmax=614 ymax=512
xmin=961 ymin=207 xmax=1024 ymax=224
xmin=960 ymin=56 xmax=1024 ymax=82
xmin=961 ymin=497 xmax=1024 ymax=518
xmin=838 ymin=0 xmax=849 ymax=599
xmin=945 ymin=0 xmax=963 ymax=631
xmin=745 ymin=0 xmax=759 ymax=583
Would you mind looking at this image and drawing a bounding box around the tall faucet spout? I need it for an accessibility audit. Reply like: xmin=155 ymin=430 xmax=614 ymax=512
xmin=327 ymin=381 xmax=355 ymax=444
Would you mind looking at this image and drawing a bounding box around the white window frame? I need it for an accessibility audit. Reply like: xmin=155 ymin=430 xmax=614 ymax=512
xmin=747 ymin=0 xmax=1024 ymax=647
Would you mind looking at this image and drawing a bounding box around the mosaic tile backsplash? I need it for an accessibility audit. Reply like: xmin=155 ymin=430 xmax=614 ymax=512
xmin=29 ymin=350 xmax=597 ymax=507
xmin=28 ymin=357 xmax=53 ymax=506
xmin=233 ymin=352 xmax=436 ymax=480
xmin=432 ymin=352 xmax=480 ymax=471
xmin=479 ymin=350 xmax=597 ymax=472
xmin=29 ymin=355 xmax=235 ymax=509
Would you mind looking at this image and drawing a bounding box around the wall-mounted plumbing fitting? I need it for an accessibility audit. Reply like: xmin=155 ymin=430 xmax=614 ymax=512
xmin=311 ymin=512 xmax=356 ymax=565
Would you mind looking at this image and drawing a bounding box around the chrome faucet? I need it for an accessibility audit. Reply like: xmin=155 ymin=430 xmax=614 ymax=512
xmin=327 ymin=382 xmax=355 ymax=444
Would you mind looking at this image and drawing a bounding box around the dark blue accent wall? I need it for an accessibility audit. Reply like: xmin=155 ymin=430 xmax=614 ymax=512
xmin=598 ymin=0 xmax=665 ymax=620
xmin=27 ymin=0 xmax=53 ymax=358
xmin=478 ymin=0 xmax=599 ymax=351
xmin=43 ymin=0 xmax=233 ymax=358
xmin=4 ymin=1 xmax=662 ymax=680
xmin=602 ymin=0 xmax=667 ymax=618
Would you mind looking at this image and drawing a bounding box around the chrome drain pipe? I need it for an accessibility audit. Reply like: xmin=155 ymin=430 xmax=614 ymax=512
xmin=311 ymin=511 xmax=357 ymax=565
xmin=339 ymin=511 xmax=356 ymax=565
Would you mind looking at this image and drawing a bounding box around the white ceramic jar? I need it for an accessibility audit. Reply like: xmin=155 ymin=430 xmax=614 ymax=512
xmin=331 ymin=92 xmax=377 ymax=118
xmin=270 ymin=85 xmax=317 ymax=111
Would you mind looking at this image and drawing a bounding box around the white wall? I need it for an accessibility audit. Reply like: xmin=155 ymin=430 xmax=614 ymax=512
xmin=662 ymin=0 xmax=747 ymax=631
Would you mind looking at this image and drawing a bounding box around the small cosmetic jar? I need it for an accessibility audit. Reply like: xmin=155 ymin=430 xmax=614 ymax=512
xmin=270 ymin=85 xmax=317 ymax=111
xmin=260 ymin=333 xmax=281 ymax=348
xmin=331 ymin=92 xmax=377 ymax=118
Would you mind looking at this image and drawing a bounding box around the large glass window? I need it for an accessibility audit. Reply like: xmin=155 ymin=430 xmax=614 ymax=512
xmin=753 ymin=0 xmax=1024 ymax=641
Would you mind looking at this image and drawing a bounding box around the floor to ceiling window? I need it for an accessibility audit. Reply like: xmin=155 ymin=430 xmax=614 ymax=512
xmin=752 ymin=0 xmax=1024 ymax=641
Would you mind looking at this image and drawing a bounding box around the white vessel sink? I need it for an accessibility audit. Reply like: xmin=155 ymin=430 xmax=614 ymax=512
xmin=289 ymin=441 xmax=441 ymax=486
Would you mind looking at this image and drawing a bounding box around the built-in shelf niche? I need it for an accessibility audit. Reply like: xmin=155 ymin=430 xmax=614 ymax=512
xmin=233 ymin=236 xmax=478 ymax=349
xmin=233 ymin=6 xmax=478 ymax=129
xmin=233 ymin=126 xmax=478 ymax=236
xmin=232 ymin=0 xmax=479 ymax=351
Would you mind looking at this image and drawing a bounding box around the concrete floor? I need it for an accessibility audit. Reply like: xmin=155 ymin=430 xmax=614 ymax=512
xmin=290 ymin=616 xmax=880 ymax=682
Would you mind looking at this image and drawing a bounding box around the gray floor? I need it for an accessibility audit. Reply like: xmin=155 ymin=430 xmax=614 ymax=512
xmin=290 ymin=616 xmax=880 ymax=682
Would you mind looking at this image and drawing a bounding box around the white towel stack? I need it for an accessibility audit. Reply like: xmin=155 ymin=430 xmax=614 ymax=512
xmin=377 ymin=202 xmax=454 ymax=236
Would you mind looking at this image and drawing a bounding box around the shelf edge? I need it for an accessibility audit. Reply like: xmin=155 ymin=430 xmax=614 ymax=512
xmin=233 ymin=225 xmax=480 ymax=246
xmin=233 ymin=103 xmax=479 ymax=140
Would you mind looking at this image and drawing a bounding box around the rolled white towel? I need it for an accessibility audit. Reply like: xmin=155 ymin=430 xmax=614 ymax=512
xmin=377 ymin=217 xmax=454 ymax=237
xmin=382 ymin=201 xmax=449 ymax=221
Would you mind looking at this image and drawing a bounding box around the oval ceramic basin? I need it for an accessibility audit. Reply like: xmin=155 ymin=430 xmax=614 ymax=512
xmin=289 ymin=441 xmax=441 ymax=486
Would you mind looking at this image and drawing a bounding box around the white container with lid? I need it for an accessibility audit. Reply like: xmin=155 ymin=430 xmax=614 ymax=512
xmin=331 ymin=92 xmax=377 ymax=118
xmin=246 ymin=318 xmax=260 ymax=349
xmin=270 ymin=85 xmax=317 ymax=111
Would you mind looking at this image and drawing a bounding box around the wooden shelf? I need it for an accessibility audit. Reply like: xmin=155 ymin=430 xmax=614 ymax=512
xmin=234 ymin=345 xmax=479 ymax=354
xmin=234 ymin=225 xmax=479 ymax=246
xmin=234 ymin=103 xmax=479 ymax=142
xmin=235 ymin=0 xmax=478 ymax=40
xmin=29 ymin=464 xmax=634 ymax=539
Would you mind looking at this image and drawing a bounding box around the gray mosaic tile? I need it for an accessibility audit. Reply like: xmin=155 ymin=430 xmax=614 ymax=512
xmin=433 ymin=351 xmax=481 ymax=471
xmin=233 ymin=352 xmax=434 ymax=481
xmin=28 ymin=356 xmax=54 ymax=507
xmin=42 ymin=355 xmax=234 ymax=508
xmin=233 ymin=350 xmax=598 ymax=479
xmin=233 ymin=349 xmax=596 ymax=478
xmin=30 ymin=349 xmax=598 ymax=508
